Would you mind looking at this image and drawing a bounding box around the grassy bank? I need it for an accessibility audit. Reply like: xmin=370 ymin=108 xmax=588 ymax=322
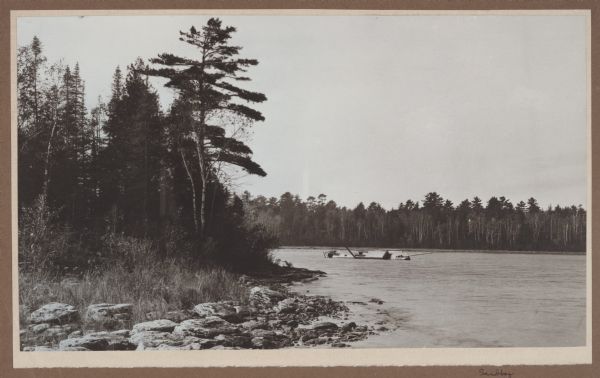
xmin=19 ymin=258 xmax=249 ymax=328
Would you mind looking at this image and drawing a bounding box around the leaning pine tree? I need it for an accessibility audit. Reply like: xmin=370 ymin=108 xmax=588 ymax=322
xmin=146 ymin=18 xmax=267 ymax=237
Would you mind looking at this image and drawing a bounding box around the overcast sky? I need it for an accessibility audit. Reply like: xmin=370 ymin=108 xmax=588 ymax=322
xmin=17 ymin=14 xmax=588 ymax=209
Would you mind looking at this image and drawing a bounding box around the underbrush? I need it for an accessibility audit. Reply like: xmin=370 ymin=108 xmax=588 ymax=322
xmin=19 ymin=257 xmax=248 ymax=327
xmin=18 ymin=195 xmax=280 ymax=327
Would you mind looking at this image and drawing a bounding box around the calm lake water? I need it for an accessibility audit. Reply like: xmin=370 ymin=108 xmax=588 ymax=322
xmin=272 ymin=248 xmax=586 ymax=348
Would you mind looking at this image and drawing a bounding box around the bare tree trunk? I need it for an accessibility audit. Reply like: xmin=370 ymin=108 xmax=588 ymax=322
xmin=194 ymin=140 xmax=207 ymax=238
xmin=180 ymin=149 xmax=199 ymax=234
xmin=42 ymin=119 xmax=58 ymax=199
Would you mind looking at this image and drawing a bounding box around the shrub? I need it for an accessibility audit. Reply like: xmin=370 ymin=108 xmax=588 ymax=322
xmin=18 ymin=195 xmax=71 ymax=273
xmin=19 ymin=234 xmax=249 ymax=326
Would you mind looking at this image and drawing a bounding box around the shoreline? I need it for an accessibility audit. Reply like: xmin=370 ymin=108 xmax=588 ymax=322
xmin=277 ymin=246 xmax=586 ymax=256
xmin=20 ymin=266 xmax=373 ymax=351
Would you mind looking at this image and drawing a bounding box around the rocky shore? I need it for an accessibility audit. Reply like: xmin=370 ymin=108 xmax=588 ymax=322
xmin=20 ymin=266 xmax=374 ymax=351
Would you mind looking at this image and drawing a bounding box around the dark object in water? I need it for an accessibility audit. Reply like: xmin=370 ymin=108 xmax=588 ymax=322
xmin=324 ymin=248 xmax=394 ymax=260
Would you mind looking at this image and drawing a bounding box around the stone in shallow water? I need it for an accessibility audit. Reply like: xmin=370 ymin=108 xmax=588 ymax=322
xmin=173 ymin=316 xmax=239 ymax=338
xmin=311 ymin=322 xmax=338 ymax=331
xmin=131 ymin=319 xmax=177 ymax=333
xmin=29 ymin=303 xmax=79 ymax=324
xmin=341 ymin=322 xmax=356 ymax=332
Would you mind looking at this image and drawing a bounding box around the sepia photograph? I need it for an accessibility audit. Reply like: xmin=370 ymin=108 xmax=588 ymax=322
xmin=10 ymin=9 xmax=591 ymax=367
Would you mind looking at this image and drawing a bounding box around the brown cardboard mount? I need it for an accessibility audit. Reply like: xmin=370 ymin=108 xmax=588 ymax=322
xmin=0 ymin=1 xmax=597 ymax=377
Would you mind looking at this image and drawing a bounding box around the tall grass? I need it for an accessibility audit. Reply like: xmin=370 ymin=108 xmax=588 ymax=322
xmin=19 ymin=234 xmax=249 ymax=326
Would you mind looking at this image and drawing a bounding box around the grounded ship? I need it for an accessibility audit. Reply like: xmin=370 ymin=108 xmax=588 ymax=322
xmin=324 ymin=247 xmax=411 ymax=260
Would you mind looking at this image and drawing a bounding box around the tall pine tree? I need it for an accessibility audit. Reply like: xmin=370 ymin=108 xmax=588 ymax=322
xmin=146 ymin=18 xmax=267 ymax=237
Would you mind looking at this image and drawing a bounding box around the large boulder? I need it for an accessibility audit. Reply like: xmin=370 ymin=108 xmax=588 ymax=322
xmin=85 ymin=303 xmax=132 ymax=325
xmin=275 ymin=298 xmax=298 ymax=314
xmin=29 ymin=303 xmax=78 ymax=324
xmin=249 ymin=287 xmax=286 ymax=307
xmin=131 ymin=319 xmax=177 ymax=334
xmin=59 ymin=331 xmax=135 ymax=351
xmin=213 ymin=334 xmax=252 ymax=348
xmin=129 ymin=331 xmax=182 ymax=349
xmin=173 ymin=316 xmax=238 ymax=338
xmin=193 ymin=302 xmax=238 ymax=322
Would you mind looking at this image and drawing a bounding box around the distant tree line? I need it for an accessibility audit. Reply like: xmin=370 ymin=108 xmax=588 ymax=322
xmin=243 ymin=192 xmax=586 ymax=252
xmin=17 ymin=19 xmax=276 ymax=273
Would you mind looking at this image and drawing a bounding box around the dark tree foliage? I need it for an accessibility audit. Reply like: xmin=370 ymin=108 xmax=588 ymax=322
xmin=144 ymin=18 xmax=267 ymax=237
xmin=99 ymin=59 xmax=164 ymax=236
xmin=17 ymin=29 xmax=275 ymax=274
xmin=244 ymin=192 xmax=586 ymax=252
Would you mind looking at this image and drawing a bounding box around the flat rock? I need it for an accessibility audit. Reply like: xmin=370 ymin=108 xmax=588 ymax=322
xmin=43 ymin=323 xmax=79 ymax=338
xmin=61 ymin=346 xmax=90 ymax=351
xmin=86 ymin=303 xmax=133 ymax=324
xmin=173 ymin=316 xmax=238 ymax=338
xmin=132 ymin=319 xmax=177 ymax=333
xmin=110 ymin=329 xmax=130 ymax=337
xmin=23 ymin=346 xmax=56 ymax=352
xmin=30 ymin=323 xmax=50 ymax=334
xmin=59 ymin=331 xmax=136 ymax=351
xmin=251 ymin=336 xmax=273 ymax=349
xmin=29 ymin=303 xmax=79 ymax=324
xmin=311 ymin=322 xmax=339 ymax=331
xmin=304 ymin=336 xmax=329 ymax=345
xmin=129 ymin=331 xmax=187 ymax=349
xmin=234 ymin=305 xmax=253 ymax=318
xmin=214 ymin=334 xmax=252 ymax=348
xmin=275 ymin=298 xmax=298 ymax=314
xmin=240 ymin=320 xmax=268 ymax=330
xmin=250 ymin=328 xmax=277 ymax=338
xmin=193 ymin=302 xmax=238 ymax=322
xmin=249 ymin=287 xmax=286 ymax=307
